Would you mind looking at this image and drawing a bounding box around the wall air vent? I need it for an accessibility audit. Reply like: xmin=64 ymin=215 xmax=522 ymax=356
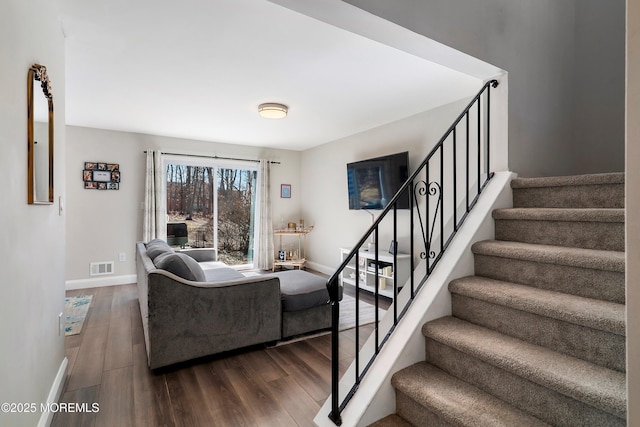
xmin=90 ymin=261 xmax=114 ymax=276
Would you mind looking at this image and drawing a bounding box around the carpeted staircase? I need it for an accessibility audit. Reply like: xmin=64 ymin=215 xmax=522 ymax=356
xmin=371 ymin=172 xmax=626 ymax=427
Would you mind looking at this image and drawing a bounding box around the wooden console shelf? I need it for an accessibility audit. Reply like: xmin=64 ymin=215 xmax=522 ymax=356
xmin=273 ymin=229 xmax=311 ymax=271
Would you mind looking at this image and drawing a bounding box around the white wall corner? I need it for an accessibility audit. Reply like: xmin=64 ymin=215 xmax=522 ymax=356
xmin=66 ymin=274 xmax=137 ymax=290
xmin=305 ymin=261 xmax=335 ymax=277
xmin=490 ymin=73 xmax=509 ymax=173
xmin=37 ymin=357 xmax=68 ymax=427
xmin=314 ymin=171 xmax=515 ymax=426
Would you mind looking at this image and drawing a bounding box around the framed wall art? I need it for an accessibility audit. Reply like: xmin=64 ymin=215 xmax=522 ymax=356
xmin=281 ymin=184 xmax=291 ymax=198
xmin=83 ymin=162 xmax=120 ymax=190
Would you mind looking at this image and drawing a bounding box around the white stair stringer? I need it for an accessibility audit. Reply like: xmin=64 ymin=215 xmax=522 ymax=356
xmin=314 ymin=171 xmax=517 ymax=427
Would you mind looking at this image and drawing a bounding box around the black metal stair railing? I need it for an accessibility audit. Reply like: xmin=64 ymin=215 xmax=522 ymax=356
xmin=326 ymin=79 xmax=499 ymax=425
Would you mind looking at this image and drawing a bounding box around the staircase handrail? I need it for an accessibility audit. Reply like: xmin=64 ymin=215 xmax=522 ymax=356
xmin=326 ymin=79 xmax=499 ymax=425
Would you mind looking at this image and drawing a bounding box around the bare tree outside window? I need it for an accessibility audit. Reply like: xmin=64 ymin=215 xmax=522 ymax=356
xmin=166 ymin=163 xmax=257 ymax=266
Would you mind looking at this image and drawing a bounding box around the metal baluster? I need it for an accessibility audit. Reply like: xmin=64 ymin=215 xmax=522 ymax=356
xmin=393 ymin=204 xmax=398 ymax=323
xmin=410 ymin=180 xmax=415 ymax=298
xmin=453 ymin=127 xmax=458 ymax=231
xmin=466 ymin=112 xmax=470 ymax=213
xmin=440 ymin=146 xmax=444 ymax=255
xmin=477 ymin=99 xmax=481 ymax=195
xmin=374 ymin=228 xmax=379 ymax=352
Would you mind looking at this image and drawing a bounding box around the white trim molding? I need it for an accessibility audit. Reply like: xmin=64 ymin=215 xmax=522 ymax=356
xmin=66 ymin=274 xmax=137 ymax=290
xmin=37 ymin=357 xmax=68 ymax=427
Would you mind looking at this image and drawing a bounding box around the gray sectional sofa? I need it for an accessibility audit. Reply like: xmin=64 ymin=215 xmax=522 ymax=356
xmin=136 ymin=239 xmax=331 ymax=369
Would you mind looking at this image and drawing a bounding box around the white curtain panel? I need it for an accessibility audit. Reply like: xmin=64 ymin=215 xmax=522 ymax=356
xmin=256 ymin=160 xmax=274 ymax=270
xmin=143 ymin=150 xmax=167 ymax=242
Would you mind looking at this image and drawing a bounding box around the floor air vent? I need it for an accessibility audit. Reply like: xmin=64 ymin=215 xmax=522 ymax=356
xmin=90 ymin=261 xmax=114 ymax=276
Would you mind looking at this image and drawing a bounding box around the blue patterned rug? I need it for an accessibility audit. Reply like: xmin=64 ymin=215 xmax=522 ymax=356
xmin=64 ymin=295 xmax=93 ymax=336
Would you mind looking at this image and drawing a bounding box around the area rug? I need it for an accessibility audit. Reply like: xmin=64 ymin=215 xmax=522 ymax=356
xmin=64 ymin=295 xmax=93 ymax=336
xmin=339 ymin=294 xmax=387 ymax=331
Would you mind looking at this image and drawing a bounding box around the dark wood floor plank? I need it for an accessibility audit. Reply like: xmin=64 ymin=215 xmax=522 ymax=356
xmin=131 ymin=300 xmax=145 ymax=346
xmin=103 ymin=300 xmax=133 ymax=371
xmin=265 ymin=375 xmax=321 ymax=426
xmin=222 ymin=365 xmax=297 ymax=427
xmin=266 ymin=344 xmax=330 ymax=402
xmin=236 ymin=347 xmax=288 ymax=383
xmin=165 ymin=366 xmax=219 ymax=427
xmin=132 ymin=343 xmax=176 ymax=427
xmin=62 ymin=345 xmax=80 ymax=391
xmin=51 ymin=385 xmax=100 ymax=427
xmin=65 ymin=323 xmax=109 ymax=392
xmin=83 ymin=286 xmax=114 ymax=330
xmin=192 ymin=362 xmax=255 ymax=427
xmin=284 ymin=340 xmax=332 ymax=384
xmin=95 ymin=366 xmax=135 ymax=427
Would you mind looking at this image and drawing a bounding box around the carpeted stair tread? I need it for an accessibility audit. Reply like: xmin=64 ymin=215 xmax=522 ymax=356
xmin=493 ymin=208 xmax=624 ymax=251
xmin=511 ymin=172 xmax=624 ymax=188
xmin=511 ymin=173 xmax=625 ymax=208
xmin=449 ymin=276 xmax=625 ymax=336
xmin=367 ymin=414 xmax=413 ymax=427
xmin=471 ymin=240 xmax=624 ymax=272
xmin=422 ymin=317 xmax=626 ymax=418
xmin=472 ymin=240 xmax=625 ymax=303
xmin=492 ymin=207 xmax=624 ymax=222
xmin=391 ymin=362 xmax=550 ymax=427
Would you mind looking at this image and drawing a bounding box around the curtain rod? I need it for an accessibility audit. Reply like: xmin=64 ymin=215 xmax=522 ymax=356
xmin=143 ymin=151 xmax=280 ymax=164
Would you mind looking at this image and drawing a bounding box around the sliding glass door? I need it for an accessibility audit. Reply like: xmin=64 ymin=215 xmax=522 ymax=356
xmin=165 ymin=157 xmax=258 ymax=268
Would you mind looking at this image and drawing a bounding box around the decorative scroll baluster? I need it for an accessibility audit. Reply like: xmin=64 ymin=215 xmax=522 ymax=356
xmin=326 ymin=80 xmax=498 ymax=425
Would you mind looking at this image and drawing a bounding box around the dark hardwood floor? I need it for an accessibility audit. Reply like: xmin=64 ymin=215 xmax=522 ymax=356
xmin=53 ymin=280 xmax=389 ymax=427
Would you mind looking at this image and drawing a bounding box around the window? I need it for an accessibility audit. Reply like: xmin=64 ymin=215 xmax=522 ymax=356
xmin=165 ymin=157 xmax=258 ymax=268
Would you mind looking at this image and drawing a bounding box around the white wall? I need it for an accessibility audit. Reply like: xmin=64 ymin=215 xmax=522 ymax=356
xmin=65 ymin=126 xmax=302 ymax=286
xmin=301 ymin=97 xmax=473 ymax=272
xmin=343 ymin=0 xmax=625 ymax=178
xmin=0 ymin=1 xmax=66 ymax=426
xmin=626 ymin=0 xmax=639 ymax=423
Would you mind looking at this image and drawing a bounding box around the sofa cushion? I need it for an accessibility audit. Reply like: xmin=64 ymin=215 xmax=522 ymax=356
xmin=146 ymin=239 xmax=174 ymax=260
xmin=154 ymin=252 xmax=206 ymax=282
xmin=148 ymin=238 xmax=168 ymax=246
xmin=273 ymin=270 xmax=330 ymax=312
xmin=203 ymin=266 xmax=245 ymax=282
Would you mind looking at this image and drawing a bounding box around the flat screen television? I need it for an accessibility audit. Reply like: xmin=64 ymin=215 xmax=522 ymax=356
xmin=347 ymin=151 xmax=410 ymax=210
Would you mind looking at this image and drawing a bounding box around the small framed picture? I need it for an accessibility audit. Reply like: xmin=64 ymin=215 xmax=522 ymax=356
xmin=83 ymin=170 xmax=92 ymax=181
xmin=93 ymin=170 xmax=111 ymax=182
xmin=84 ymin=162 xmax=97 ymax=170
xmin=111 ymin=171 xmax=121 ymax=182
xmin=281 ymin=184 xmax=291 ymax=198
xmin=84 ymin=181 xmax=98 ymax=189
xmin=107 ymin=182 xmax=119 ymax=190
xmin=97 ymin=182 xmax=107 ymax=190
xmin=107 ymin=163 xmax=119 ymax=171
xmin=97 ymin=163 xmax=107 ymax=170
xmin=389 ymin=240 xmax=397 ymax=255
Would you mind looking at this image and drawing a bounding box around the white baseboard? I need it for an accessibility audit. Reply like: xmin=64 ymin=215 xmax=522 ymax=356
xmin=38 ymin=357 xmax=68 ymax=427
xmin=305 ymin=261 xmax=334 ymax=276
xmin=66 ymin=274 xmax=137 ymax=290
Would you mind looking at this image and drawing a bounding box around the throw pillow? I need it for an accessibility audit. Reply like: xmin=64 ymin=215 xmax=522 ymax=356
xmin=153 ymin=252 xmax=206 ymax=282
xmin=146 ymin=240 xmax=173 ymax=260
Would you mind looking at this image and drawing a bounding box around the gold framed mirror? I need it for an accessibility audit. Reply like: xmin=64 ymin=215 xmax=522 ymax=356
xmin=28 ymin=63 xmax=54 ymax=205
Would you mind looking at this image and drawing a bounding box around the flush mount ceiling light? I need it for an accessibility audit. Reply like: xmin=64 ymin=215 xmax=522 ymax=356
xmin=258 ymin=103 xmax=288 ymax=119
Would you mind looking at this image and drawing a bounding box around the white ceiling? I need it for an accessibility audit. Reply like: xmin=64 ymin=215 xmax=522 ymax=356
xmin=57 ymin=0 xmax=483 ymax=151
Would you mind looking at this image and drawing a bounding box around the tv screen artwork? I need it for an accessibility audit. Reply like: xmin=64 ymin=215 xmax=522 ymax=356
xmin=347 ymin=151 xmax=409 ymax=210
